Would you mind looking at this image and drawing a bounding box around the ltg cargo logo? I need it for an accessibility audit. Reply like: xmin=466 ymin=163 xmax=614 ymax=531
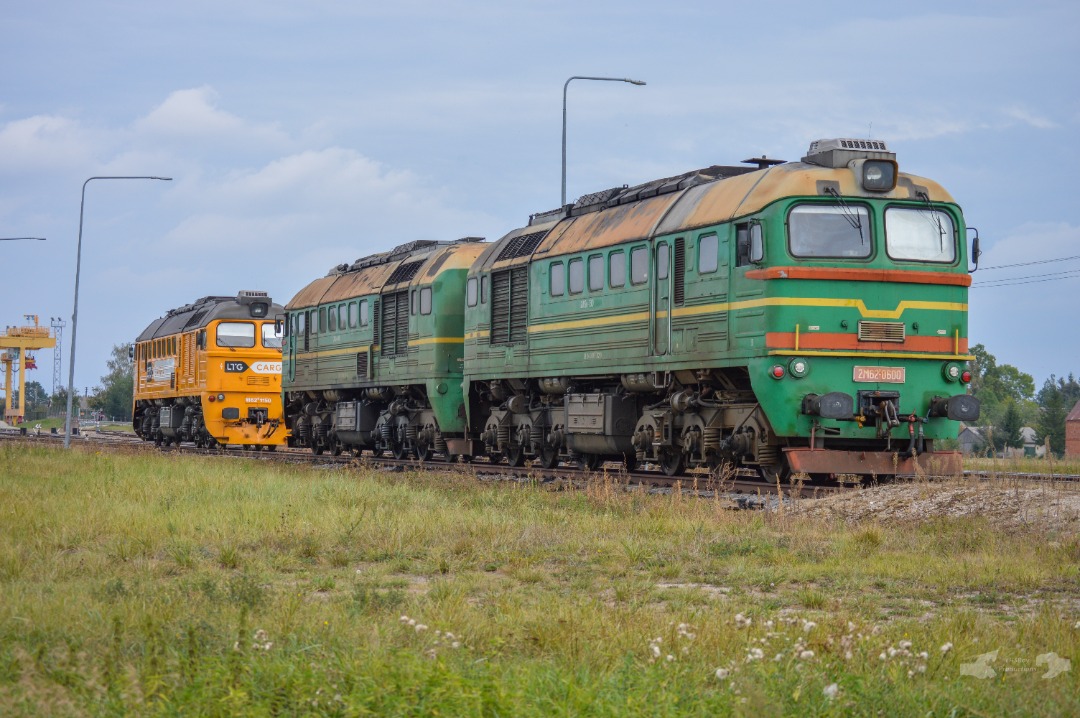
xmin=224 ymin=361 xmax=282 ymax=374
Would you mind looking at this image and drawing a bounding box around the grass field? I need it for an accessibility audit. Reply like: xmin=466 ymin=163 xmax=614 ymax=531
xmin=1 ymin=442 xmax=1077 ymax=716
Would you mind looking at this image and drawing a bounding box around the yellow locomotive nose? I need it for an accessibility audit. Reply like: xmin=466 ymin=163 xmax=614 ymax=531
xmin=132 ymin=291 xmax=287 ymax=450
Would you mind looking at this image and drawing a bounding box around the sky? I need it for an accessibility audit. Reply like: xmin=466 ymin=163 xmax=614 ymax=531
xmin=2 ymin=0 xmax=1078 ymax=397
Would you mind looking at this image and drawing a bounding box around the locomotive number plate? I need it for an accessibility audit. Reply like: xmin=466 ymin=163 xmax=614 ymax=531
xmin=853 ymin=366 xmax=906 ymax=383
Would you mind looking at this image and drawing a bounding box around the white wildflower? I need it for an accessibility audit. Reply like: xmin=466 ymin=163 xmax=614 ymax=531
xmin=451 ymin=641 xmax=461 ymax=649
xmin=746 ymin=648 xmax=764 ymax=662
xmin=715 ymin=668 xmax=730 ymax=680
xmin=802 ymin=620 xmax=817 ymax=633
xmin=898 ymin=640 xmax=912 ymax=650
xmin=918 ymin=651 xmax=929 ymax=660
xmin=666 ymin=654 xmax=675 ymax=662
xmin=734 ymin=613 xmax=752 ymax=629
xmin=844 ymin=650 xmax=853 ymax=661
xmin=799 ymin=650 xmax=815 ymax=660
xmin=823 ymin=683 xmax=839 ymax=699
xmin=940 ymin=642 xmax=953 ymax=654
xmin=399 ymin=615 xmax=410 ymax=624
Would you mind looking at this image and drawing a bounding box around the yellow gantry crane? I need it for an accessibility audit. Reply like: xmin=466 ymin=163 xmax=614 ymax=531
xmin=1 ymin=315 xmax=56 ymax=424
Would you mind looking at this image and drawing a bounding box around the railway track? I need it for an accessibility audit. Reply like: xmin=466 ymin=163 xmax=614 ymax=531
xmin=5 ymin=429 xmax=1078 ymax=503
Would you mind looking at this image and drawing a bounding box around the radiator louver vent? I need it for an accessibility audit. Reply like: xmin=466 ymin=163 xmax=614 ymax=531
xmin=356 ymin=351 xmax=368 ymax=378
xmin=386 ymin=260 xmax=424 ymax=285
xmin=673 ymin=238 xmax=686 ymax=306
xmin=858 ymin=321 xmax=905 ymax=343
xmin=491 ymin=267 xmax=528 ymax=344
xmin=496 ymin=231 xmax=547 ymax=262
xmin=380 ymin=291 xmax=410 ymax=355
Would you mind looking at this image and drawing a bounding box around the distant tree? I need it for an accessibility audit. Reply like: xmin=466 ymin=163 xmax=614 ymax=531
xmin=89 ymin=343 xmax=134 ymax=421
xmin=1036 ymin=376 xmax=1071 ymax=457
xmin=50 ymin=387 xmax=68 ymax=415
xmin=968 ymin=344 xmax=1036 ymax=428
xmin=998 ymin=401 xmax=1024 ymax=450
xmin=1038 ymin=373 xmax=1080 ymax=414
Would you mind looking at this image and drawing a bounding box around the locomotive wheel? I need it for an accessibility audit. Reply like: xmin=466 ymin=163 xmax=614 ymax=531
xmin=267 ymin=445 xmax=277 ymax=452
xmin=622 ymin=452 xmax=639 ymax=473
xmin=659 ymin=449 xmax=686 ymax=477
xmin=154 ymin=433 xmax=164 ymax=447
xmin=577 ymin=453 xmax=602 ymax=472
xmin=415 ymin=442 xmax=435 ymax=462
xmin=311 ymin=442 xmax=324 ymax=456
xmin=351 ymin=447 xmax=362 ymax=458
xmin=505 ymin=443 xmax=526 ymax=468
xmin=392 ymin=442 xmax=409 ymax=460
xmin=758 ymin=463 xmax=792 ymax=484
xmin=537 ymin=444 xmax=559 ymax=469
xmin=331 ymin=442 xmax=343 ymax=456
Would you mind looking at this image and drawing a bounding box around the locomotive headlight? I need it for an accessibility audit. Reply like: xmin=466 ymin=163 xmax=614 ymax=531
xmin=851 ymin=159 xmax=898 ymax=192
xmin=249 ymin=302 xmax=268 ymax=318
xmin=788 ymin=358 xmax=811 ymax=378
xmin=942 ymin=363 xmax=962 ymax=382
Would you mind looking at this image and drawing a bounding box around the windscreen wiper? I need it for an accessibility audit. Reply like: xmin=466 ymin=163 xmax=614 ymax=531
xmin=824 ymin=187 xmax=865 ymax=244
xmin=915 ymin=190 xmax=946 ymax=251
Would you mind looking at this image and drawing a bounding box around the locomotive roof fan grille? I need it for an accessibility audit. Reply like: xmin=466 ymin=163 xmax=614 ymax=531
xmin=803 ymin=138 xmax=898 ymax=192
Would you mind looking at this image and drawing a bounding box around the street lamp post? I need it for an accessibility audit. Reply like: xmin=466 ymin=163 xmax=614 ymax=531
xmin=64 ymin=176 xmax=172 ymax=448
xmin=561 ymin=75 xmax=646 ymax=207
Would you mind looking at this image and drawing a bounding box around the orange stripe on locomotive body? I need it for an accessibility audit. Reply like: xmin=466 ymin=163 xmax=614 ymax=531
xmin=746 ymin=266 xmax=973 ymax=287
xmin=765 ymin=331 xmax=968 ymax=355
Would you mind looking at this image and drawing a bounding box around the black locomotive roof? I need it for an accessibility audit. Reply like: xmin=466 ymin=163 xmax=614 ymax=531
xmin=135 ymin=291 xmax=283 ymax=342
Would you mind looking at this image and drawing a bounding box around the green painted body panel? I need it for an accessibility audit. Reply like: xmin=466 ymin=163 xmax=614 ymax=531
xmin=463 ymin=194 xmax=972 ymax=443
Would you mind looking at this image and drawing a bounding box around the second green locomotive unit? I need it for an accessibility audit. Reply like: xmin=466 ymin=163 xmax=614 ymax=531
xmin=283 ymin=138 xmax=979 ymax=480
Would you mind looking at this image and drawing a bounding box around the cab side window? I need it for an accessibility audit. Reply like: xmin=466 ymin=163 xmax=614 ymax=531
xmin=630 ymin=247 xmax=648 ymax=285
xmin=550 ymin=262 xmax=565 ymax=296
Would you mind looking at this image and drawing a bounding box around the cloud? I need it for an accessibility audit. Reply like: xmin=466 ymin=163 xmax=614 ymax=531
xmin=0 ymin=114 xmax=100 ymax=174
xmin=1001 ymin=106 xmax=1058 ymax=130
xmin=134 ymin=86 xmax=291 ymax=149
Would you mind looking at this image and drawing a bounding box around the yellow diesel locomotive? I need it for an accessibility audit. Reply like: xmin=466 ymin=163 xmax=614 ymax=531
xmin=132 ymin=290 xmax=286 ymax=449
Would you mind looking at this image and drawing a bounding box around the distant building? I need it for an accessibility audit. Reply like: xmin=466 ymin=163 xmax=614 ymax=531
xmin=1067 ymin=401 xmax=1080 ymax=458
xmin=958 ymin=424 xmax=983 ymax=455
xmin=956 ymin=424 xmax=1045 ymax=458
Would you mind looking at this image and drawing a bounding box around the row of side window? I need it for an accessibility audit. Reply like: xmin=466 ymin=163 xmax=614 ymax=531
xmin=287 ymin=287 xmax=434 ymax=337
xmin=137 ymin=337 xmax=178 ymax=361
xmin=466 ymin=224 xmax=761 ymax=306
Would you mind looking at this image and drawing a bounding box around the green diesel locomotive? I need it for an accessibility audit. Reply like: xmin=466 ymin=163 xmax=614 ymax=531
xmin=283 ymin=138 xmax=978 ymax=480
xmin=282 ymin=239 xmax=486 ymax=458
xmin=462 ymin=138 xmax=978 ymax=479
